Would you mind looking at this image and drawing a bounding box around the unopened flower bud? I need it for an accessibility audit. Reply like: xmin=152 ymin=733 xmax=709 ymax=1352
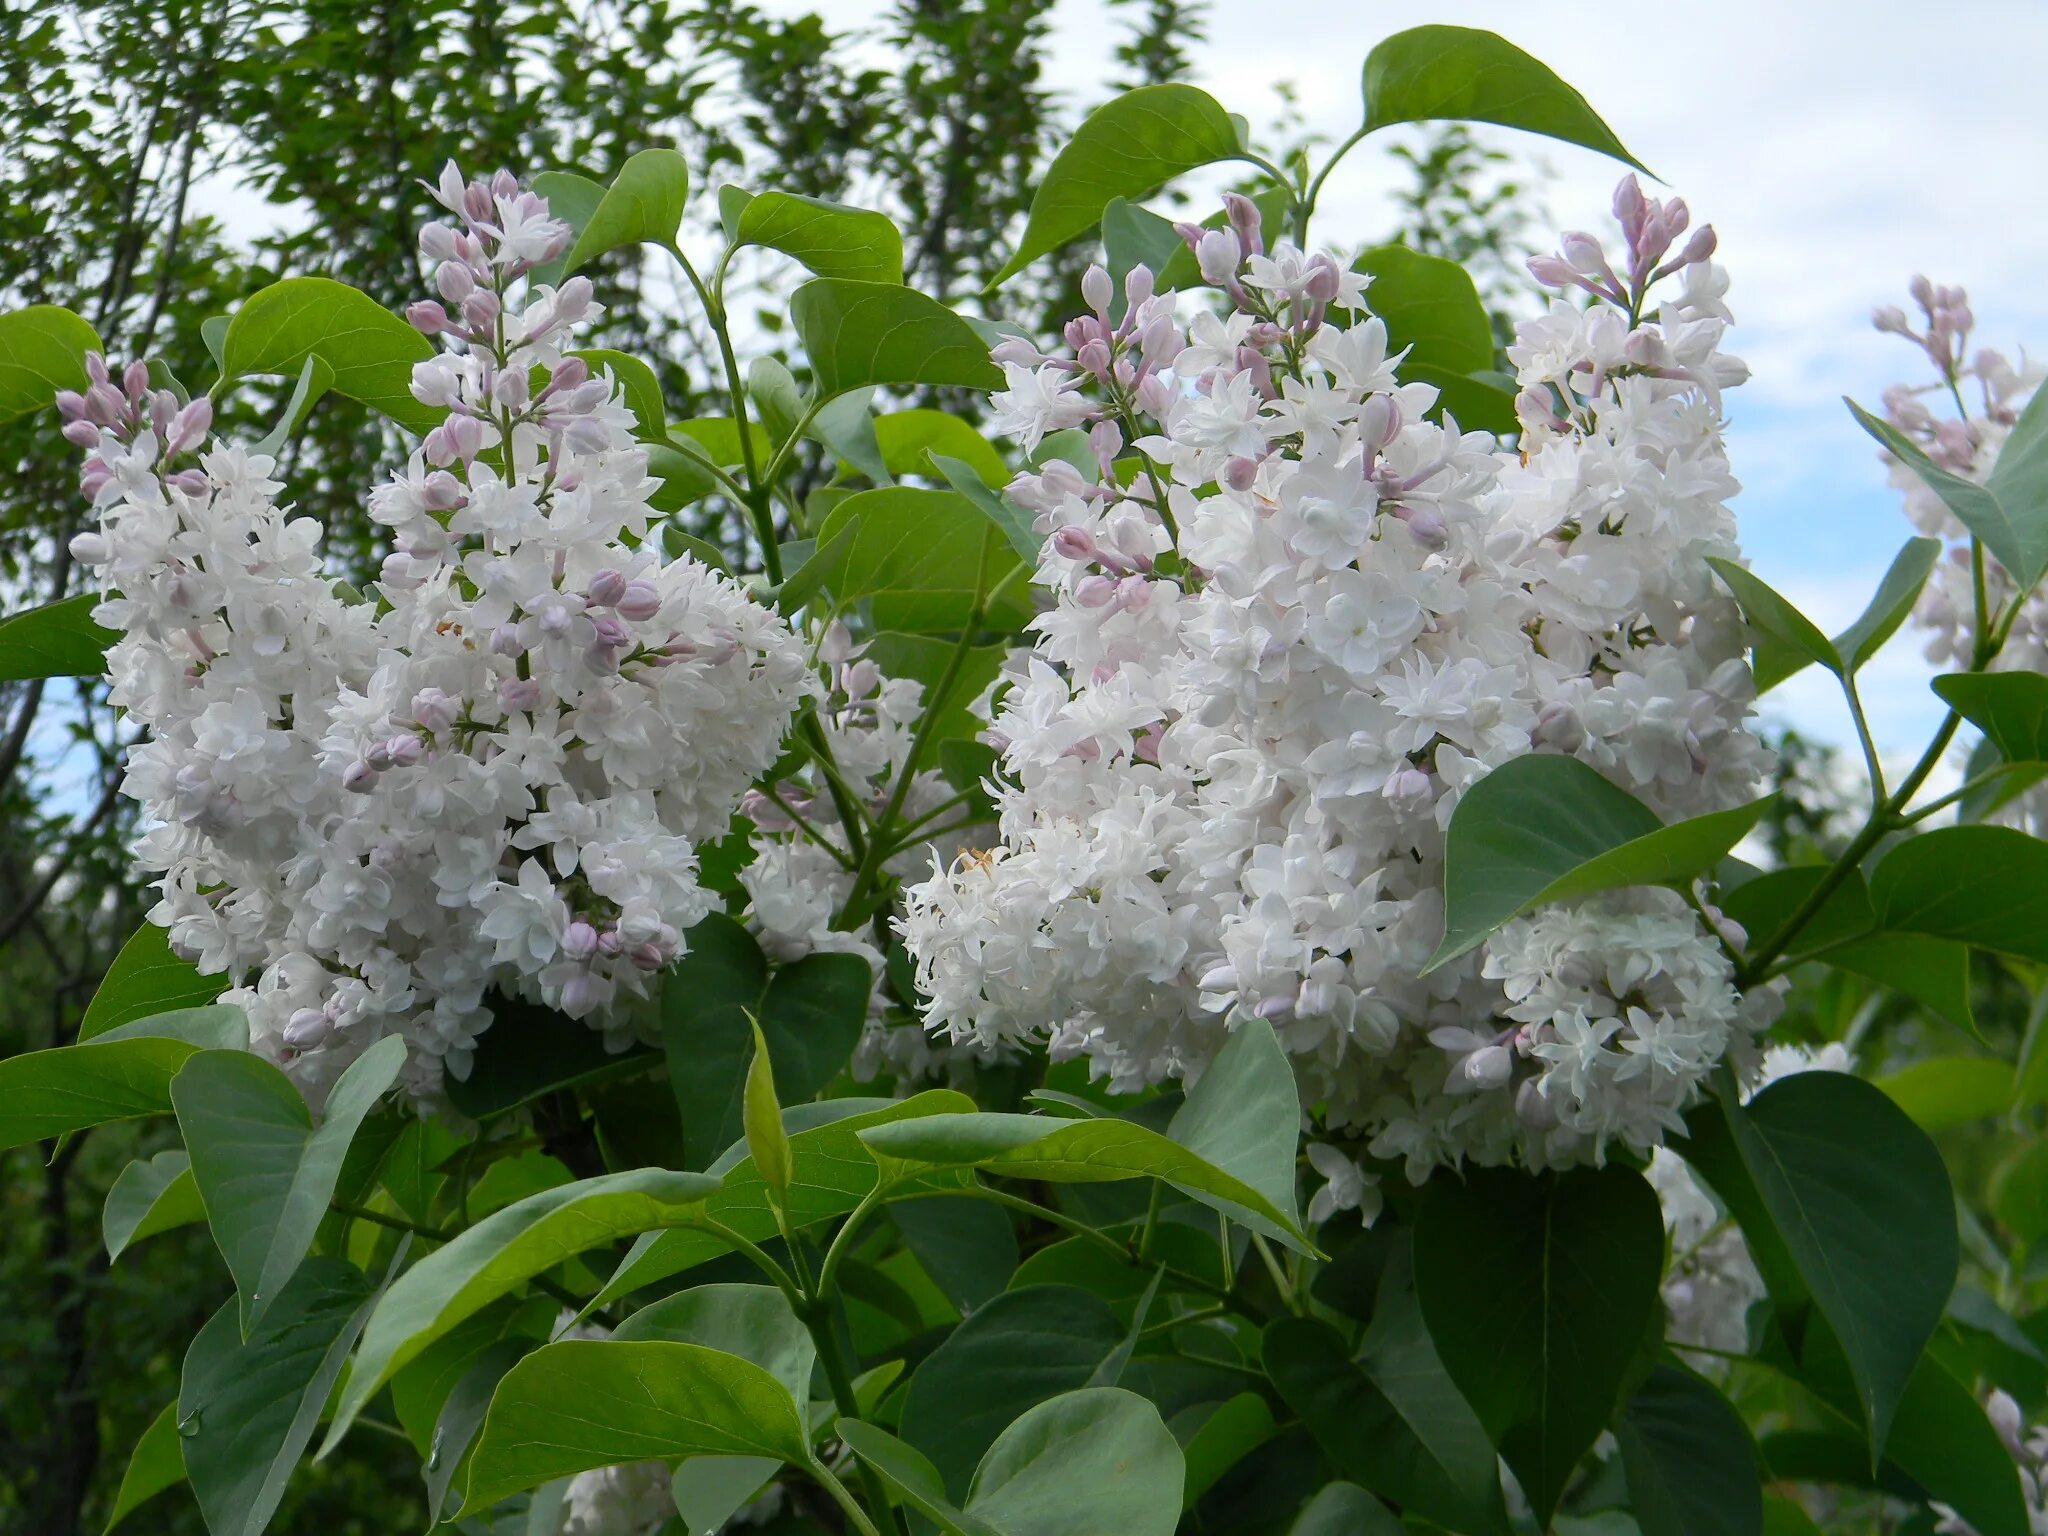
xmin=343 ymin=758 xmax=377 ymax=792
xmin=498 ymin=676 xmax=542 ymax=713
xmin=1359 ymin=395 xmax=1403 ymax=455
xmin=167 ymin=398 xmax=213 ymax=456
xmin=563 ymin=920 xmax=599 ymax=960
xmin=412 ymin=687 xmax=459 ymax=732
xmin=284 ymin=1008 xmax=332 ymax=1050
xmin=547 ymin=356 xmax=590 ymax=394
xmin=386 ymin=734 xmax=424 ymax=767
xmin=560 ymin=971 xmax=603 ymax=1018
xmin=68 ymin=531 xmax=109 ymax=564
xmin=1393 ymin=502 xmax=1448 ymax=548
xmin=461 ymin=289 xmax=499 ymax=332
xmin=1052 ymin=525 xmax=1100 ymax=563
xmin=1463 ymin=1045 xmax=1514 ymax=1089
xmin=1125 ymin=264 xmax=1155 ymax=311
xmin=61 ymin=419 xmax=101 ymax=448
xmin=436 ymin=260 xmax=476 ymax=302
xmin=367 ymin=739 xmax=394 ymax=770
xmin=1222 ymin=455 xmax=1260 ymax=492
xmin=418 ymin=224 xmax=458 ymax=263
xmin=1074 ymin=574 xmax=1119 ymax=607
xmin=592 ymin=613 xmax=631 ymax=648
xmin=615 ymin=580 xmax=662 ymax=622
xmin=1222 ymin=192 xmax=1264 ymax=258
xmin=1302 ymin=253 xmax=1343 ymax=305
xmin=122 ymin=360 xmax=151 ymax=401
xmin=1198 ymin=964 xmax=1238 ymax=993
xmin=1560 ymin=231 xmax=1608 ymax=278
xmin=1081 ymin=263 xmax=1113 ymax=315
xmin=421 ymin=470 xmax=463 ymax=510
xmin=1076 ymin=338 xmax=1112 ymax=380
xmin=630 ymin=941 xmax=666 ymax=972
xmin=597 ymin=927 xmax=624 ymax=958
xmin=1196 ymin=228 xmax=1243 ymax=287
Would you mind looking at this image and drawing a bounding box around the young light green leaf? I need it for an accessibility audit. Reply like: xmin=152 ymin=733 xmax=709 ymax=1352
xmin=1178 ymin=1393 xmax=1279 ymax=1506
xmin=861 ymin=1111 xmax=1310 ymax=1250
xmin=0 ymin=1006 xmax=247 ymax=1152
xmin=1413 ymin=1164 xmax=1665 ymax=1525
xmin=1708 ymin=557 xmax=1842 ymax=692
xmin=805 ymin=485 xmax=1028 ymax=632
xmin=1353 ymin=244 xmax=1494 ymax=376
xmin=0 ymin=304 xmax=102 ymax=421
xmin=1850 ymin=399 xmax=2048 ymax=589
xmin=325 ymin=1166 xmax=723 ymax=1449
xmin=179 ymin=1256 xmax=381 ymax=1536
xmin=899 ymin=1284 xmax=1128 ymax=1498
xmin=731 ymin=188 xmax=904 ymax=283
xmin=1289 ymin=1483 xmax=1406 ymax=1536
xmin=1616 ymin=1365 xmax=1763 ymax=1536
xmin=791 ymin=278 xmax=1002 ymax=397
xmin=743 ymin=1018 xmax=793 ymax=1203
xmin=1876 ymin=1056 xmax=2016 ymax=1130
xmin=1166 ymin=1016 xmax=1303 ymax=1238
xmin=1932 ymin=671 xmax=2048 ymax=764
xmin=931 ymin=452 xmax=1042 ymax=561
xmin=671 ymin=1456 xmax=784 ymax=1536
xmin=172 ymin=1034 xmax=405 ymax=1335
xmin=562 ymin=147 xmax=690 ymax=275
xmin=221 ymin=277 xmax=438 ymax=432
xmin=103 ymin=1149 xmax=205 ymax=1261
xmin=613 ymin=1283 xmax=815 ymax=1402
xmin=1683 ymin=1071 xmax=1957 ymax=1456
xmin=661 ymin=913 xmax=873 ymax=1169
xmin=101 ymin=1398 xmax=184 ymax=1534
xmin=588 ymin=1091 xmax=975 ymax=1309
xmin=1426 ymin=754 xmax=1766 ymax=971
xmin=963 ymin=1388 xmax=1185 ymax=1536
xmin=0 ymin=591 xmax=117 ymax=682
xmin=990 ymin=85 xmax=1244 ymax=288
xmin=250 ymin=352 xmax=334 ymax=456
xmin=1870 ymin=824 xmax=2048 ymax=964
xmin=838 ymin=1420 xmax=991 ymax=1536
xmin=457 ymin=1340 xmax=813 ymax=1514
xmin=1836 ymin=536 xmax=1943 ymax=672
xmin=423 ymin=1339 xmax=532 ymax=1522
xmin=1360 ymin=26 xmax=1646 ymax=171
xmin=876 ymin=411 xmax=1008 ymax=487
xmin=811 ymin=387 xmax=894 ymax=485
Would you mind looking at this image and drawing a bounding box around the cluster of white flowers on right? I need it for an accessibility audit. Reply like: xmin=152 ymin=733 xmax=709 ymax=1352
xmin=65 ymin=165 xmax=810 ymax=1098
xmin=1934 ymin=1389 xmax=2048 ymax=1536
xmin=902 ymin=179 xmax=1780 ymax=1179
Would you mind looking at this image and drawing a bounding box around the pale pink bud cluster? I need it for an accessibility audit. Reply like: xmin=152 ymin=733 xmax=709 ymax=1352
xmin=58 ymin=354 xmax=213 ymax=512
xmin=1529 ymin=176 xmax=1716 ymax=315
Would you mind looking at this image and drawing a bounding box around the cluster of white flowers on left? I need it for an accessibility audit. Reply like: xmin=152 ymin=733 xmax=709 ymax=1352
xmin=64 ymin=164 xmax=810 ymax=1098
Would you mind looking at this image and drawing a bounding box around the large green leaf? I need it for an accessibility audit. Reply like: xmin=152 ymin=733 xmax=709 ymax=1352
xmin=1264 ymin=1316 xmax=1505 ymax=1535
xmin=79 ymin=922 xmax=223 ymax=1039
xmin=1680 ymin=1072 xmax=1956 ymax=1455
xmin=879 ymin=412 xmax=1009 ymax=488
xmin=0 ymin=303 xmax=102 ymax=421
xmin=561 ymin=148 xmax=690 ymax=275
xmin=0 ymin=591 xmax=117 ymax=681
xmin=0 ymin=1006 xmax=247 ymax=1151
xmin=1709 ymin=558 xmax=1847 ymax=693
xmin=588 ymin=1091 xmax=975 ymax=1308
xmin=1177 ymin=1392 xmax=1279 ymax=1505
xmin=804 ymin=486 xmax=1027 ymax=632
xmin=1351 ymin=243 xmax=1514 ymax=430
xmin=325 ymin=1166 xmax=722 ymax=1447
xmin=1165 ymin=1017 xmax=1303 ymax=1239
xmin=1876 ymin=1056 xmax=2016 ymax=1130
xmin=1425 ymin=754 xmax=1764 ymax=971
xmin=179 ymin=1257 xmax=381 ymax=1536
xmin=1932 ymin=671 xmax=2048 ymax=765
xmin=1990 ymin=1135 xmax=2048 ymax=1244
xmin=221 ymin=277 xmax=437 ymax=432
xmin=1835 ymin=537 xmax=1944 ymax=674
xmin=930 ymin=452 xmax=1042 ymax=563
xmin=727 ymin=187 xmax=904 ymax=283
xmin=1288 ymin=1483 xmax=1406 ymax=1536
xmin=613 ymin=1282 xmax=814 ymax=1400
xmin=102 ymin=1399 xmax=184 ymax=1534
xmin=964 ymin=1388 xmax=1184 ymax=1536
xmin=1850 ymin=397 xmax=2048 ymax=589
xmin=458 ymin=1340 xmax=812 ymax=1514
xmin=572 ymin=347 xmax=667 ymax=441
xmin=172 ymin=1034 xmax=405 ymax=1335
xmin=898 ymin=1283 xmax=1128 ymax=1498
xmin=1413 ymin=1163 xmax=1664 ymax=1524
xmin=660 ymin=912 xmax=872 ymax=1168
xmin=527 ymin=170 xmax=608 ymax=289
xmin=891 ymin=1195 xmax=1019 ymax=1316
xmin=791 ymin=278 xmax=1001 ymax=398
xmin=1870 ymin=825 xmax=2048 ymax=964
xmin=1359 ymin=26 xmax=1644 ymax=170
xmin=860 ymin=1111 xmax=1310 ymax=1250
xmin=446 ymin=990 xmax=660 ymax=1120
xmin=990 ymin=85 xmax=1243 ymax=287
xmin=1616 ymin=1365 xmax=1762 ymax=1536
xmin=102 ymin=1149 xmax=205 ymax=1261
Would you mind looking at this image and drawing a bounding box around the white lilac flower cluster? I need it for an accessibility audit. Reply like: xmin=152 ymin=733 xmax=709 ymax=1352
xmin=64 ymin=165 xmax=809 ymax=1097
xmin=737 ymin=620 xmax=997 ymax=1084
xmin=1875 ymin=282 xmax=2048 ymax=820
xmin=1647 ymin=1040 xmax=1854 ymax=1355
xmin=902 ymin=179 xmax=1779 ymax=1179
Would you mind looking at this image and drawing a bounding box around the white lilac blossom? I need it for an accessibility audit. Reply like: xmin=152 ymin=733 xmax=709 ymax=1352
xmin=1934 ymin=1389 xmax=2048 ymax=1536
xmin=1875 ymin=279 xmax=2048 ymax=828
xmin=902 ymin=178 xmax=1779 ymax=1178
xmin=64 ymin=165 xmax=810 ymax=1097
xmin=737 ymin=620 xmax=1000 ymax=1085
xmin=1648 ymin=1041 xmax=1854 ymax=1356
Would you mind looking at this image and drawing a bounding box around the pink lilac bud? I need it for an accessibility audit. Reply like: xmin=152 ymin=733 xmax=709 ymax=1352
xmin=419 ymin=223 xmax=459 ymax=262
xmin=1081 ymin=263 xmax=1113 ymax=315
xmin=122 ymin=360 xmax=150 ymax=401
xmin=462 ymin=180 xmax=493 ymax=224
xmin=54 ymin=389 xmax=86 ymax=422
xmin=499 ymin=676 xmax=543 ymax=713
xmin=1052 ymin=525 xmax=1101 ymax=563
xmin=1253 ymin=994 xmax=1292 ymax=1021
xmin=547 ymin=356 xmax=590 ymax=395
xmin=490 ymin=168 xmax=517 ymax=200
xmin=615 ymin=580 xmax=662 ymax=623
xmin=553 ymin=276 xmax=595 ymax=326
xmin=819 ymin=619 xmax=855 ymax=665
xmin=461 ymin=289 xmax=500 ymax=332
xmin=592 ymin=613 xmax=631 ymax=648
xmin=1114 ymin=574 xmax=1152 ymax=612
xmin=167 ymin=398 xmax=212 ymax=455
xmin=79 ymin=460 xmax=112 ymax=499
xmin=68 ymin=531 xmax=109 ymax=564
xmin=436 ymin=260 xmax=476 ymax=302
xmin=1359 ymin=395 xmax=1403 ymax=456
xmin=563 ymin=920 xmax=599 ymax=959
xmin=1125 ymin=265 xmax=1155 ymax=311
xmin=412 ymin=687 xmax=459 ymax=732
xmin=843 ymin=657 xmax=881 ymax=696
xmin=86 ymin=381 xmax=127 ymax=424
xmin=1909 ymin=274 xmax=1936 ymax=311
xmin=284 ymin=1008 xmax=332 ymax=1050
xmin=149 ymin=391 xmax=176 ymax=438
xmin=1222 ymin=455 xmax=1260 ymax=493
xmin=1089 ymin=418 xmax=1123 ymax=465
xmin=1198 ymin=963 xmax=1238 ymax=993
xmin=367 ymin=739 xmax=394 ymax=770
xmin=493 ymin=366 xmax=531 ymax=412
xmin=84 ymin=352 xmax=111 ymax=386
xmin=629 ymin=941 xmax=666 ymax=972
xmin=1076 ymin=338 xmax=1112 ymax=381
xmin=990 ymin=336 xmax=1043 ymax=368
xmin=1138 ymin=311 xmax=1181 ymax=367
xmin=1302 ymin=254 xmax=1343 ymax=306
xmin=1560 ymin=232 xmax=1609 ymax=278
xmin=422 ymin=470 xmax=463 ymax=510
xmin=597 ymin=927 xmax=624 ymax=958
xmin=1526 ymin=254 xmax=1576 ymax=290
xmin=343 ymin=759 xmax=377 ymax=793
xmin=1196 ymin=228 xmax=1242 ymax=287
xmin=1613 ymin=175 xmax=1648 ymax=240
xmin=61 ymin=419 xmax=101 ymax=448
xmin=1222 ymin=192 xmax=1264 ymax=258
xmin=168 ymin=469 xmax=208 ymax=496
xmin=1393 ymin=502 xmax=1448 ymax=548
xmin=386 ymin=734 xmax=424 ymax=767
xmin=1074 ymin=573 xmax=1119 ymax=607
xmin=1135 ymin=373 xmax=1176 ymax=416
xmin=1463 ymin=1045 xmax=1514 ymax=1089
xmin=560 ymin=971 xmax=603 ymax=1017
xmin=586 ymin=568 xmax=627 ymax=607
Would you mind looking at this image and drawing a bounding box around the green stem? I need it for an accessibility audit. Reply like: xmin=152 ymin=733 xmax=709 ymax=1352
xmin=802 ymin=1300 xmax=905 ymax=1536
xmin=1249 ymin=1232 xmax=1302 ymax=1316
xmin=1840 ymin=673 xmax=1888 ymax=808
xmin=807 ymin=1457 xmax=885 ymax=1536
xmin=686 ymin=1215 xmax=805 ymax=1312
xmin=670 ymin=243 xmax=781 ymax=583
xmin=1295 ymin=122 xmax=1371 ymax=246
xmin=330 ymin=1202 xmax=599 ymax=1318
xmin=763 ymin=785 xmax=857 ymax=871
xmin=816 ymin=1185 xmax=890 ymax=1304
xmin=759 ymin=399 xmax=825 ymax=491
